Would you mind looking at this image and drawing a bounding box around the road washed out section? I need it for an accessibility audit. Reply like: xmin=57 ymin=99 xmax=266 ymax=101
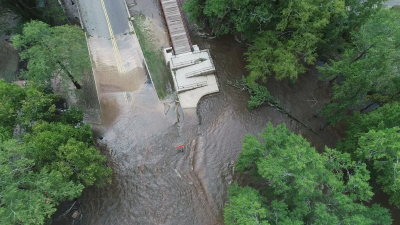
xmin=75 ymin=1 xmax=216 ymax=224
xmin=73 ymin=0 xmax=227 ymax=224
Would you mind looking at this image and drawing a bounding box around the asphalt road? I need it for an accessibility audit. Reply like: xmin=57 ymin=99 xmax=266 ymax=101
xmin=79 ymin=0 xmax=130 ymax=38
xmin=103 ymin=0 xmax=130 ymax=35
xmin=77 ymin=0 xmax=147 ymax=93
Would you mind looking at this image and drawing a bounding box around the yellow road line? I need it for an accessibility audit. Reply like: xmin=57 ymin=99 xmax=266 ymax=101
xmin=101 ymin=0 xmax=124 ymax=73
xmin=100 ymin=0 xmax=126 ymax=73
xmin=100 ymin=0 xmax=124 ymax=72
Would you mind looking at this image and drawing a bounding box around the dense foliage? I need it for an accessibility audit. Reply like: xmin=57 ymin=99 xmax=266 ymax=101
xmin=224 ymin=123 xmax=392 ymax=225
xmin=184 ymin=0 xmax=386 ymax=83
xmin=318 ymin=9 xmax=400 ymax=124
xmin=0 ymin=80 xmax=111 ymax=225
xmin=184 ymin=1 xmax=399 ymax=130
xmin=338 ymin=102 xmax=400 ymax=206
xmin=358 ymin=128 xmax=400 ymax=206
xmin=0 ymin=79 xmax=26 ymax=133
xmin=0 ymin=0 xmax=66 ymax=27
xmin=245 ymin=0 xmax=345 ymax=83
xmin=12 ymin=21 xmax=91 ymax=90
xmin=0 ymin=139 xmax=84 ymax=225
xmin=183 ymin=0 xmax=272 ymax=39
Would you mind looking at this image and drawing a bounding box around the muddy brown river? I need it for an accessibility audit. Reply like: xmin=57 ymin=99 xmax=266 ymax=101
xmin=52 ymin=0 xmax=400 ymax=224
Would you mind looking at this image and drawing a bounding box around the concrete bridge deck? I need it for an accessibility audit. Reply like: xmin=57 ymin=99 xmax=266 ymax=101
xmin=160 ymin=0 xmax=192 ymax=55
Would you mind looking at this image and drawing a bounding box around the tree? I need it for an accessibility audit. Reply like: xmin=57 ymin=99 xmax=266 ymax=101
xmin=0 ymin=80 xmax=25 ymax=132
xmin=18 ymin=85 xmax=59 ymax=130
xmin=184 ymin=0 xmax=272 ymax=39
xmin=0 ymin=126 xmax=12 ymax=142
xmin=336 ymin=102 xmax=400 ymax=204
xmin=12 ymin=21 xmax=91 ymax=89
xmin=343 ymin=0 xmax=388 ymax=35
xmin=0 ymin=139 xmax=84 ymax=225
xmin=0 ymin=79 xmax=60 ymax=132
xmin=184 ymin=0 xmax=388 ymax=84
xmin=60 ymin=107 xmax=85 ymax=125
xmin=24 ymin=121 xmax=111 ymax=186
xmin=320 ymin=0 xmax=388 ymax=56
xmin=338 ymin=102 xmax=400 ymax=155
xmin=225 ymin=122 xmax=392 ymax=225
xmin=224 ymin=183 xmax=269 ymax=225
xmin=246 ymin=0 xmax=345 ymax=83
xmin=0 ymin=81 xmax=112 ymax=224
xmin=357 ymin=128 xmax=400 ymax=206
xmin=0 ymin=0 xmax=66 ymax=26
xmin=184 ymin=0 xmax=346 ymax=82
xmin=246 ymin=32 xmax=307 ymax=83
xmin=318 ymin=9 xmax=400 ymax=124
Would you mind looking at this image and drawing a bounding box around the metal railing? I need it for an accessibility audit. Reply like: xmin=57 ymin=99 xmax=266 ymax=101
xmin=185 ymin=66 xmax=214 ymax=78
xmin=178 ymin=81 xmax=208 ymax=92
xmin=173 ymin=60 xmax=197 ymax=69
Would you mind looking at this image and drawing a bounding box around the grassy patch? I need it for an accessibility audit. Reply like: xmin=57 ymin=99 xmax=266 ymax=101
xmin=0 ymin=40 xmax=19 ymax=82
xmin=132 ymin=14 xmax=174 ymax=99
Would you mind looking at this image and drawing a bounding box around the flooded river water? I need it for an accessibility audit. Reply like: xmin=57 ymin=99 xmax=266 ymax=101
xmin=53 ymin=0 xmax=400 ymax=224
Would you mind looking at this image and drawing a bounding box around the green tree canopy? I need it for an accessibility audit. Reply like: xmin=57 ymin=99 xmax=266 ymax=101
xmin=318 ymin=9 xmax=400 ymax=124
xmin=183 ymin=0 xmax=272 ymax=39
xmin=0 ymin=139 xmax=84 ymax=225
xmin=0 ymin=79 xmax=59 ymax=132
xmin=184 ymin=0 xmax=385 ymax=83
xmin=18 ymin=85 xmax=59 ymax=129
xmin=321 ymin=0 xmax=388 ymax=55
xmin=225 ymin=122 xmax=392 ymax=225
xmin=246 ymin=0 xmax=345 ymax=83
xmin=0 ymin=81 xmax=112 ymax=224
xmin=12 ymin=21 xmax=91 ymax=89
xmin=338 ymin=102 xmax=400 ymax=154
xmin=357 ymin=127 xmax=400 ymax=206
xmin=224 ymin=183 xmax=270 ymax=225
xmin=0 ymin=0 xmax=66 ymax=26
xmin=185 ymin=0 xmax=346 ymax=82
xmin=0 ymin=80 xmax=25 ymax=132
xmin=337 ymin=102 xmax=400 ymax=206
xmin=24 ymin=122 xmax=111 ymax=186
